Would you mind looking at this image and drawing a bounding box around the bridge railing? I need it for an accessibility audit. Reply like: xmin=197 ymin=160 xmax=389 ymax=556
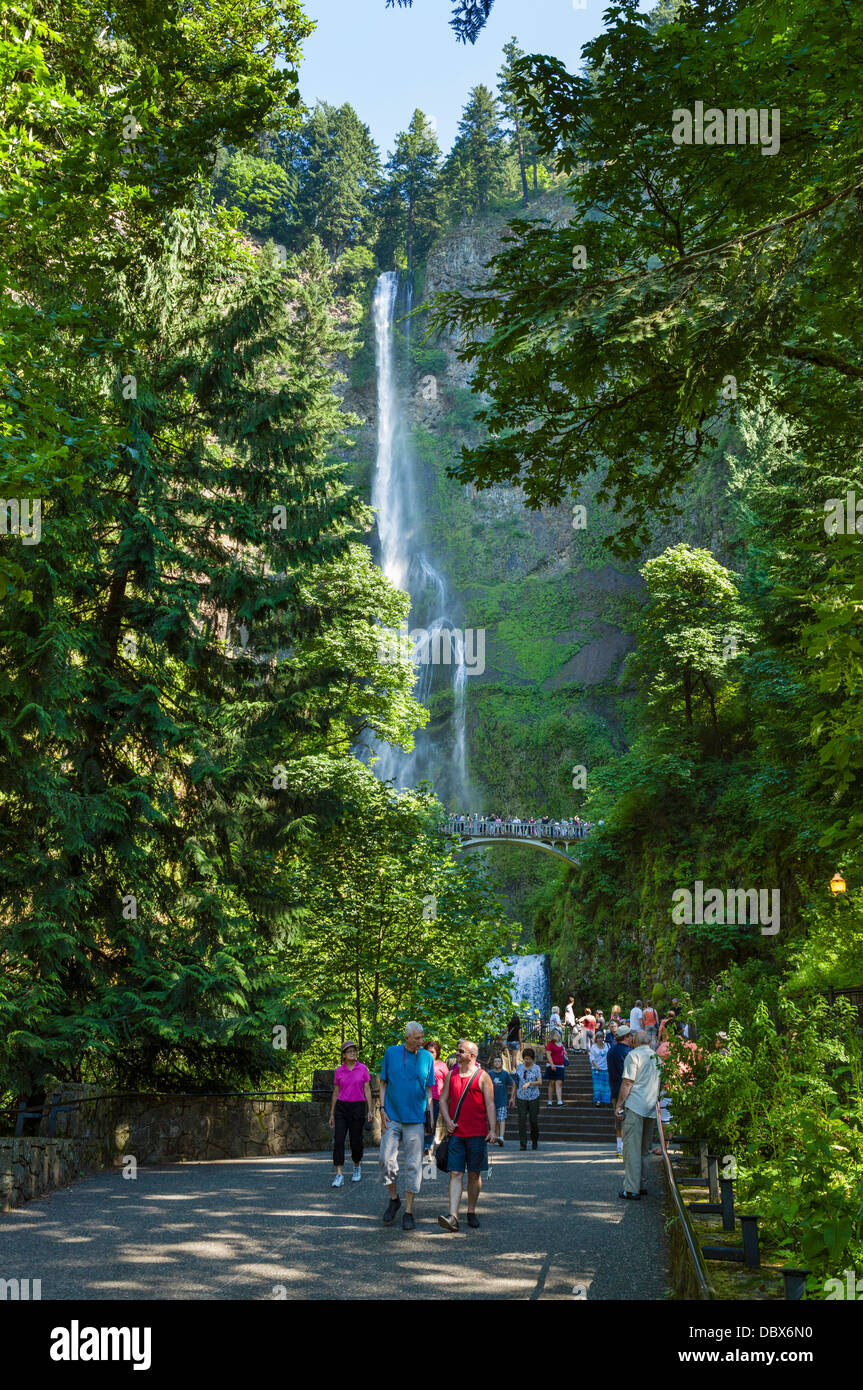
xmin=441 ymin=820 xmax=591 ymax=841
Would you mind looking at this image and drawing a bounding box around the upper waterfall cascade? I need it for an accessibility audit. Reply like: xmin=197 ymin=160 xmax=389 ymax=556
xmin=369 ymin=270 xmax=469 ymax=806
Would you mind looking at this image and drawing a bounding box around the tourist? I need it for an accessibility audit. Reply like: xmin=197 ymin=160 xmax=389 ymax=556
xmin=579 ymin=1006 xmax=596 ymax=1052
xmin=506 ymin=1013 xmax=522 ymax=1065
xmin=564 ymin=996 xmax=576 ymax=1049
xmin=608 ymin=1004 xmax=623 ymax=1032
xmin=615 ymin=1028 xmax=662 ymax=1200
xmin=606 ymin=1024 xmax=633 ymax=1156
xmin=549 ymin=1002 xmax=563 ymax=1035
xmin=595 ymin=1007 xmax=606 ymax=1035
xmin=438 ymin=1039 xmax=497 ymax=1232
xmin=658 ymin=1009 xmax=677 ymax=1048
xmin=512 ymin=1046 xmax=542 ymax=1149
xmin=642 ymin=1000 xmax=658 ymax=1046
xmin=329 ymin=1040 xmax=374 ymax=1187
xmin=378 ymin=1021 xmax=437 ymax=1231
xmin=489 ymin=1054 xmax=510 ymax=1142
xmin=545 ymin=1029 xmax=567 ymax=1105
xmin=629 ymin=998 xmax=644 ymax=1032
xmin=589 ymin=1029 xmax=611 ymax=1106
xmin=424 ymin=1039 xmax=449 ymax=1154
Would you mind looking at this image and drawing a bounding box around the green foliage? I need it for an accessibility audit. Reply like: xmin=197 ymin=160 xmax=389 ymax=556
xmin=0 ymin=217 xmax=421 ymax=1097
xmin=283 ymin=770 xmax=518 ymax=1067
xmin=665 ymin=978 xmax=863 ymax=1286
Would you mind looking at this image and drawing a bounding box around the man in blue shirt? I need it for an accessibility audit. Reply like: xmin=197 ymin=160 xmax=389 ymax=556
xmin=378 ymin=1021 xmax=436 ymax=1231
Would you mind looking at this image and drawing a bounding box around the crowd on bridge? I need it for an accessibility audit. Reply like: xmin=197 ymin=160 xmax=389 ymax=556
xmin=444 ymin=813 xmax=593 ymax=840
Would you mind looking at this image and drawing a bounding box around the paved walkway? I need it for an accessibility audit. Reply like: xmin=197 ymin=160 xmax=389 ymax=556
xmin=2 ymin=1145 xmax=668 ymax=1300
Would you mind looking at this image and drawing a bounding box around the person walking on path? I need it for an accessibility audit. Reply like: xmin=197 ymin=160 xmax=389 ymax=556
xmin=506 ymin=1013 xmax=522 ymax=1066
xmin=549 ymin=1003 xmax=563 ymax=1037
xmin=423 ymin=1039 xmax=449 ymax=1155
xmin=615 ymin=1028 xmax=662 ymax=1200
xmin=490 ymin=1054 xmax=510 ymax=1142
xmin=629 ymin=999 xmax=644 ymax=1032
xmin=606 ymin=1024 xmax=633 ymax=1156
xmin=564 ymin=996 xmax=576 ymax=1049
xmin=378 ymin=1021 xmax=436 ymax=1231
xmin=512 ymin=1047 xmax=542 ymax=1149
xmin=329 ymin=1041 xmax=373 ymax=1187
xmin=438 ymin=1040 xmax=497 ymax=1232
xmin=589 ymin=1030 xmax=611 ymax=1106
xmin=545 ymin=1030 xmax=567 ymax=1105
xmin=579 ymin=1007 xmax=596 ymax=1053
xmin=642 ymin=1001 xmax=658 ymax=1047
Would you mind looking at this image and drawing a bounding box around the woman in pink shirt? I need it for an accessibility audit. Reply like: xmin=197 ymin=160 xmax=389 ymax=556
xmin=329 ymin=1040 xmax=373 ymax=1187
xmin=545 ymin=1031 xmax=567 ymax=1106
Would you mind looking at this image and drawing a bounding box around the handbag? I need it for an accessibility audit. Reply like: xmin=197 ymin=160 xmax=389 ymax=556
xmin=435 ymin=1067 xmax=481 ymax=1172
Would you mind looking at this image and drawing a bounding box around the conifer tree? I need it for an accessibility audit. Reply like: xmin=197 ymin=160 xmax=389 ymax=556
xmin=377 ymin=111 xmax=442 ymax=269
xmin=293 ymin=103 xmax=381 ymax=258
xmin=0 ymin=221 xmax=419 ymax=1097
xmin=443 ymin=85 xmax=505 ymax=218
xmin=498 ymin=38 xmax=530 ymax=207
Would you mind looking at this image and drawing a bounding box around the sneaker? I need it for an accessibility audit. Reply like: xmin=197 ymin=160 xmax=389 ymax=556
xmin=547 ymin=1100 xmax=553 ymax=1107
xmin=557 ymin=1101 xmax=563 ymax=1106
xmin=466 ymin=1211 xmax=480 ymax=1229
xmin=352 ymin=1165 xmax=362 ymax=1182
xmin=402 ymin=1211 xmax=416 ymax=1231
xmin=618 ymin=1189 xmax=640 ymax=1201
xmin=331 ymin=1173 xmax=344 ymax=1188
xmin=383 ymin=1196 xmax=401 ymax=1224
xmin=438 ymin=1213 xmax=459 ymax=1232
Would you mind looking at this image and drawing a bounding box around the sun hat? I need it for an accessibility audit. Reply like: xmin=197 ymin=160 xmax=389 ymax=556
xmin=341 ymin=1039 xmax=359 ymax=1054
xmin=616 ymin=1024 xmax=632 ymax=1037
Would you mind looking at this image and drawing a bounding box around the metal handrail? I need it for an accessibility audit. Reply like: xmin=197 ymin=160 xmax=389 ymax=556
xmin=656 ymin=1102 xmax=716 ymax=1300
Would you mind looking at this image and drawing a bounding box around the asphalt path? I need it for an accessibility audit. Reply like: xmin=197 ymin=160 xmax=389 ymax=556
xmin=2 ymin=1143 xmax=668 ymax=1301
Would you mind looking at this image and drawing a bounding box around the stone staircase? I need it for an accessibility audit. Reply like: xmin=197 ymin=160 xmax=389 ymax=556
xmin=504 ymin=1047 xmax=616 ymax=1144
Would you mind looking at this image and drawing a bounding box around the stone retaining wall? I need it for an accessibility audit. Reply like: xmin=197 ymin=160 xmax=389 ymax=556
xmin=2 ymin=1076 xmax=382 ymax=1212
xmin=0 ymin=1137 xmax=107 ymax=1213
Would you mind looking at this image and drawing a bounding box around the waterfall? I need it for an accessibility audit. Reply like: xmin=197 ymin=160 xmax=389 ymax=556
xmin=491 ymin=953 xmax=552 ymax=1025
xmin=368 ymin=271 xmax=470 ymax=806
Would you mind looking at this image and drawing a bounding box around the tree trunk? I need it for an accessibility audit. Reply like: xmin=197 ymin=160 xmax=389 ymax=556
xmin=515 ymin=119 xmax=529 ymax=206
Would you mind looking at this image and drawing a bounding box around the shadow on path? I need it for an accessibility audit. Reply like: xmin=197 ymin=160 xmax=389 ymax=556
xmin=0 ymin=1145 xmax=668 ymax=1300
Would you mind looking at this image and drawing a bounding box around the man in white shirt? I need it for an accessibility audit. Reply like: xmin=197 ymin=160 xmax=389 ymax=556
xmin=615 ymin=1030 xmax=662 ymax=1199
xmin=629 ymin=999 xmax=644 ymax=1032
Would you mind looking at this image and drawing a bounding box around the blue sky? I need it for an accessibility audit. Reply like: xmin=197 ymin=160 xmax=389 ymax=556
xmin=297 ymin=0 xmax=607 ymax=159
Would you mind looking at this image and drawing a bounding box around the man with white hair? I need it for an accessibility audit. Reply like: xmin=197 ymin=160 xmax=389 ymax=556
xmin=378 ymin=1021 xmax=436 ymax=1231
xmin=615 ymin=1028 xmax=662 ymax=1199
